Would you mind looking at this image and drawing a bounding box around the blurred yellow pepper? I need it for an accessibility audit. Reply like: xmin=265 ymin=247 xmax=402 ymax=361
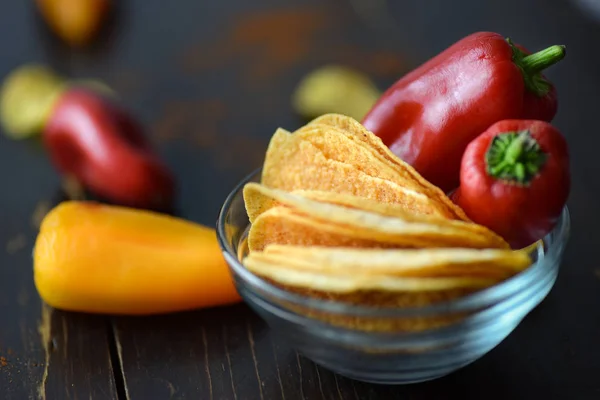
xmin=36 ymin=0 xmax=111 ymax=48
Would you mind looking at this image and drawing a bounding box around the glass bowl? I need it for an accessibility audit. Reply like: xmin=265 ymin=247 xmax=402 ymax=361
xmin=216 ymin=168 xmax=570 ymax=385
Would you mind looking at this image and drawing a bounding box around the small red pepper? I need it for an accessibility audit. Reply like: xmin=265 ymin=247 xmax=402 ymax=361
xmin=451 ymin=120 xmax=570 ymax=249
xmin=43 ymin=87 xmax=175 ymax=210
xmin=362 ymin=32 xmax=566 ymax=193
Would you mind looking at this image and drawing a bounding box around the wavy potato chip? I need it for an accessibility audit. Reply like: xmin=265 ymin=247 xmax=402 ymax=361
xmin=257 ymin=245 xmax=530 ymax=278
xmin=307 ymin=113 xmax=470 ymax=221
xmin=261 ymin=122 xmax=463 ymax=219
xmin=290 ymin=189 xmax=505 ymax=242
xmin=270 ymin=284 xmax=472 ymax=332
xmin=247 ymin=204 xmax=506 ymax=253
xmin=265 ymin=127 xmax=292 ymax=149
xmin=251 ymin=252 xmax=514 ymax=280
xmin=243 ymin=255 xmax=498 ymax=293
xmin=266 ymin=142 xmax=438 ymax=213
xmin=293 ymin=189 xmax=426 ymax=216
xmin=247 ymin=206 xmax=409 ymax=251
xmin=243 ymin=183 xmax=508 ymax=249
xmin=294 ymin=124 xmax=425 ymax=192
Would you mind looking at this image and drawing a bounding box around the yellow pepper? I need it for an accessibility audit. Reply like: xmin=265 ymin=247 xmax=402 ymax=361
xmin=292 ymin=65 xmax=381 ymax=122
xmin=36 ymin=0 xmax=111 ymax=48
xmin=34 ymin=201 xmax=241 ymax=315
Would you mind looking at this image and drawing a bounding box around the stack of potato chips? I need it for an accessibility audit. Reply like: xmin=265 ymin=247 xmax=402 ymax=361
xmin=241 ymin=114 xmax=532 ymax=331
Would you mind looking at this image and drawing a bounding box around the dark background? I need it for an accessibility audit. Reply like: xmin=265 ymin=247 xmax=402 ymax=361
xmin=1 ymin=0 xmax=599 ymax=398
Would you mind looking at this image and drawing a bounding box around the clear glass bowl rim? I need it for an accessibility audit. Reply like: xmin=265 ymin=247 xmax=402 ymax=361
xmin=217 ymin=167 xmax=570 ymax=318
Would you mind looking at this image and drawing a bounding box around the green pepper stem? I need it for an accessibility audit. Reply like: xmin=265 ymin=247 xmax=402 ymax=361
xmin=521 ymin=45 xmax=566 ymax=73
xmin=506 ymin=38 xmax=566 ymax=97
xmin=485 ymin=130 xmax=547 ymax=185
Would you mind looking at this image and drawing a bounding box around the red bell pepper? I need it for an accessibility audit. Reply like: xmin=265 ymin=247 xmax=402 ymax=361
xmin=451 ymin=120 xmax=570 ymax=249
xmin=362 ymin=32 xmax=566 ymax=193
xmin=43 ymin=87 xmax=175 ymax=210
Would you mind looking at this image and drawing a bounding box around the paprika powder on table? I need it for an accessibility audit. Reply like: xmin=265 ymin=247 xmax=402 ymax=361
xmin=362 ymin=32 xmax=566 ymax=193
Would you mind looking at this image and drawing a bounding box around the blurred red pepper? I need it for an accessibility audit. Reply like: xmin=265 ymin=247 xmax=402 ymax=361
xmin=362 ymin=32 xmax=566 ymax=193
xmin=0 ymin=65 xmax=175 ymax=209
xmin=451 ymin=120 xmax=570 ymax=249
xmin=0 ymin=65 xmax=176 ymax=210
xmin=43 ymin=87 xmax=175 ymax=210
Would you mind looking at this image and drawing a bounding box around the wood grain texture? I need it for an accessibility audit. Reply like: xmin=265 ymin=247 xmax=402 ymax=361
xmin=38 ymin=308 xmax=118 ymax=400
xmin=112 ymin=305 xmax=261 ymax=400
xmin=0 ymin=185 xmax=117 ymax=399
xmin=0 ymin=160 xmax=118 ymax=399
xmin=112 ymin=304 xmax=394 ymax=400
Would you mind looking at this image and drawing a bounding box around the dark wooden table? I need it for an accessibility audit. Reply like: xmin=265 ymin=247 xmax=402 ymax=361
xmin=1 ymin=0 xmax=600 ymax=398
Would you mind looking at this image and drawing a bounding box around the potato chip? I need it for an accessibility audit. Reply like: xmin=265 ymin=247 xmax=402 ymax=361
xmin=307 ymin=113 xmax=470 ymax=221
xmin=248 ymin=251 xmax=512 ymax=280
xmin=262 ymin=139 xmax=439 ymax=216
xmin=256 ymin=245 xmax=530 ymax=278
xmin=263 ymin=127 xmax=292 ymax=155
xmin=243 ymin=183 xmax=508 ymax=249
xmin=294 ymin=124 xmax=425 ymax=193
xmin=247 ymin=206 xmax=403 ymax=251
xmin=272 ymin=285 xmax=471 ymax=332
xmin=247 ymin=205 xmax=505 ymax=253
xmin=288 ymin=189 xmax=504 ymax=241
xmin=292 ymin=189 xmax=421 ymax=215
xmin=243 ymin=255 xmax=498 ymax=293
xmin=261 ymin=123 xmax=464 ymax=219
